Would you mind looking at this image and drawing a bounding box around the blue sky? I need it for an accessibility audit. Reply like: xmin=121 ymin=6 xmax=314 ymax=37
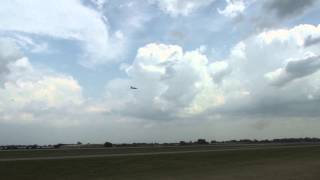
xmin=1 ymin=0 xmax=320 ymax=144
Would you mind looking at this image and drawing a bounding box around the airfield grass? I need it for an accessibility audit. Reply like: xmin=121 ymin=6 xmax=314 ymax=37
xmin=0 ymin=144 xmax=270 ymax=159
xmin=0 ymin=143 xmax=310 ymax=159
xmin=1 ymin=145 xmax=320 ymax=180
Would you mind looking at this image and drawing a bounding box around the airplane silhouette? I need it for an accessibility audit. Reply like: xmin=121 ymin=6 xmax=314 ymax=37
xmin=130 ymin=86 xmax=138 ymax=89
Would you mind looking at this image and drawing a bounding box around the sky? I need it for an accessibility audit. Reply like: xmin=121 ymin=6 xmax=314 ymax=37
xmin=0 ymin=0 xmax=320 ymax=145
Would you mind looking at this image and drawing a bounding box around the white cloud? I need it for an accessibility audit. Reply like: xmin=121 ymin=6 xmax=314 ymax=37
xmin=228 ymin=24 xmax=320 ymax=76
xmin=91 ymin=0 xmax=107 ymax=11
xmin=0 ymin=38 xmax=23 ymax=85
xmin=0 ymin=37 xmax=85 ymax=126
xmin=151 ymin=0 xmax=215 ymax=17
xmin=101 ymin=24 xmax=320 ymax=122
xmin=208 ymin=61 xmax=231 ymax=83
xmin=265 ymin=54 xmax=320 ymax=86
xmin=213 ymin=24 xmax=320 ymax=117
xmin=0 ymin=0 xmax=125 ymax=66
xmin=105 ymin=43 xmax=228 ymax=120
xmin=218 ymin=0 xmax=247 ymax=18
xmin=10 ymin=35 xmax=49 ymax=53
xmin=4 ymin=58 xmax=83 ymax=108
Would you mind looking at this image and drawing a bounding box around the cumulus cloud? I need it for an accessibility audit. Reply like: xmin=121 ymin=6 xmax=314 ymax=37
xmin=304 ymin=35 xmax=320 ymax=47
xmin=0 ymin=37 xmax=85 ymax=126
xmin=103 ymin=24 xmax=320 ymax=121
xmin=265 ymin=54 xmax=320 ymax=86
xmin=150 ymin=0 xmax=215 ymax=17
xmin=83 ymin=23 xmax=320 ymax=127
xmin=212 ymin=24 xmax=320 ymax=118
xmin=0 ymin=0 xmax=125 ymax=66
xmin=218 ymin=0 xmax=246 ymax=18
xmin=105 ymin=43 xmax=228 ymax=120
xmin=0 ymin=38 xmax=23 ymax=84
xmin=4 ymin=58 xmax=83 ymax=108
xmin=208 ymin=61 xmax=231 ymax=83
xmin=263 ymin=0 xmax=317 ymax=19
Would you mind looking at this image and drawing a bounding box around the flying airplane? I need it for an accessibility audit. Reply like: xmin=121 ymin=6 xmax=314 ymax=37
xmin=130 ymin=86 xmax=138 ymax=90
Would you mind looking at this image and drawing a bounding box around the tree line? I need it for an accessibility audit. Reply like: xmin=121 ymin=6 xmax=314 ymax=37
xmin=1 ymin=137 xmax=320 ymax=150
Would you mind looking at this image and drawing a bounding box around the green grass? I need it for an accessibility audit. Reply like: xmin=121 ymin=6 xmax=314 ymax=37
xmin=1 ymin=145 xmax=320 ymax=180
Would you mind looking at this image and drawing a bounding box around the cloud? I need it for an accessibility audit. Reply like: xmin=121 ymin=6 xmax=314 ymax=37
xmin=1 ymin=2 xmax=320 ymax=144
xmin=150 ymin=0 xmax=215 ymax=17
xmin=208 ymin=61 xmax=231 ymax=83
xmin=304 ymin=35 xmax=320 ymax=47
xmin=0 ymin=0 xmax=125 ymax=66
xmin=265 ymin=54 xmax=320 ymax=86
xmin=90 ymin=0 xmax=107 ymax=11
xmin=263 ymin=0 xmax=317 ymax=19
xmin=5 ymin=58 xmax=84 ymax=108
xmin=212 ymin=24 xmax=320 ymax=118
xmin=0 ymin=38 xmax=23 ymax=85
xmin=10 ymin=35 xmax=49 ymax=53
xmin=0 ymin=37 xmax=85 ymax=126
xmin=104 ymin=43 xmax=228 ymax=120
xmin=103 ymin=24 xmax=320 ymax=121
xmin=218 ymin=0 xmax=246 ymax=18
xmin=93 ymin=23 xmax=320 ymax=125
xmin=249 ymin=0 xmax=319 ymax=30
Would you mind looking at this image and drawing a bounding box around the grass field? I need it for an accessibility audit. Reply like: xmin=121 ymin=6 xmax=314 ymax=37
xmin=1 ymin=144 xmax=320 ymax=180
xmin=0 ymin=143 xmax=313 ymax=159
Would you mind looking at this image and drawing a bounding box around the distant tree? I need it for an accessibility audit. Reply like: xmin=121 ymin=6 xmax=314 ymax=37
xmin=30 ymin=144 xmax=38 ymax=149
xmin=196 ymin=139 xmax=209 ymax=145
xmin=77 ymin=141 xmax=82 ymax=145
xmin=53 ymin=143 xmax=63 ymax=149
xmin=104 ymin=142 xmax=113 ymax=147
xmin=210 ymin=140 xmax=217 ymax=144
xmin=8 ymin=145 xmax=18 ymax=150
xmin=239 ymin=139 xmax=253 ymax=143
xmin=179 ymin=141 xmax=187 ymax=146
